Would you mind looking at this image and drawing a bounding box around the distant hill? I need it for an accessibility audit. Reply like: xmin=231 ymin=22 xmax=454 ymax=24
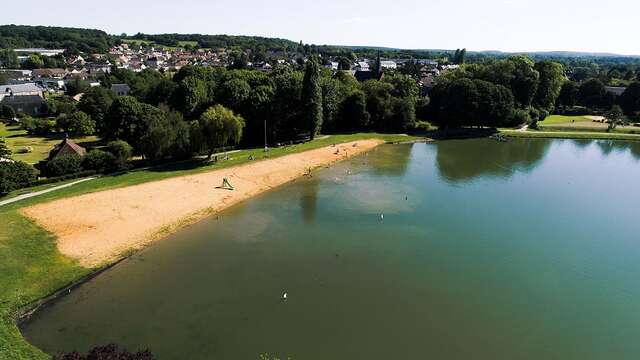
xmin=470 ymin=50 xmax=640 ymax=59
xmin=0 ymin=25 xmax=114 ymax=53
xmin=128 ymin=33 xmax=299 ymax=51
xmin=1 ymin=24 xmax=638 ymax=60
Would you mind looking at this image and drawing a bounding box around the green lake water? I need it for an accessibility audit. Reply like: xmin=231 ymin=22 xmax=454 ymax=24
xmin=21 ymin=139 xmax=640 ymax=359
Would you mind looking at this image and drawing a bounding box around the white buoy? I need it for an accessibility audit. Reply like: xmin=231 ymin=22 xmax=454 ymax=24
xmin=283 ymin=292 xmax=288 ymax=300
xmin=380 ymin=213 xmax=384 ymax=221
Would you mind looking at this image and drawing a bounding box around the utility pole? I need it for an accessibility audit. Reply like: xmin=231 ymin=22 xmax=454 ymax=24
xmin=263 ymin=119 xmax=268 ymax=153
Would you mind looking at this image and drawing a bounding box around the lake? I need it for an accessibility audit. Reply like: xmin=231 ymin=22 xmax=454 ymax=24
xmin=21 ymin=138 xmax=640 ymax=359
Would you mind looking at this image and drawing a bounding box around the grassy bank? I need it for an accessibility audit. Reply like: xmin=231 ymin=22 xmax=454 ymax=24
xmin=0 ymin=132 xmax=419 ymax=359
xmin=499 ymin=129 xmax=640 ymax=141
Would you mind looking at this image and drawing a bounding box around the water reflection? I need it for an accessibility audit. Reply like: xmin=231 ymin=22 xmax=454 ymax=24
xmin=300 ymin=178 xmax=320 ymax=223
xmin=434 ymin=138 xmax=552 ymax=182
xmin=368 ymin=144 xmax=413 ymax=177
xmin=596 ymin=140 xmax=640 ymax=160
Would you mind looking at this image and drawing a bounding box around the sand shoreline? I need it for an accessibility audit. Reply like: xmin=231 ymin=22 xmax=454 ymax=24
xmin=21 ymin=140 xmax=382 ymax=268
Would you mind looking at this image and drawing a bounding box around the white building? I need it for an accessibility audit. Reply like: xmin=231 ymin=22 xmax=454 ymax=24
xmin=380 ymin=60 xmax=397 ymax=70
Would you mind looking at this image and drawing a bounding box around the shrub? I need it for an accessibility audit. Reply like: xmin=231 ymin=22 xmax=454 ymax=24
xmin=0 ymin=160 xmax=37 ymax=196
xmin=44 ymin=155 xmax=83 ymax=177
xmin=106 ymin=140 xmax=133 ymax=160
xmin=82 ymin=149 xmax=116 ymax=173
xmin=510 ymin=109 xmax=532 ymax=126
xmin=1 ymin=104 xmax=16 ymax=119
xmin=54 ymin=343 xmax=154 ymax=360
xmin=21 ymin=117 xmax=55 ymax=135
xmin=413 ymin=120 xmax=434 ymax=132
xmin=106 ymin=140 xmax=133 ymax=171
xmin=56 ymin=111 xmax=95 ymax=136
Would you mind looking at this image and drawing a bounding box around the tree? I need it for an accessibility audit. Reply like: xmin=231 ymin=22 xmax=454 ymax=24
xmin=508 ymin=55 xmax=540 ymax=107
xmin=44 ymin=155 xmax=84 ymax=177
xmin=0 ymin=161 xmax=37 ymax=196
xmin=78 ymin=86 xmax=114 ymax=132
xmin=301 ymin=57 xmax=323 ymax=139
xmin=103 ymin=96 xmax=144 ymax=140
xmin=0 ymin=137 xmax=11 ymax=158
xmin=619 ymin=82 xmax=640 ymax=118
xmin=23 ymin=54 xmax=44 ymax=69
xmin=82 ymin=149 xmax=117 ymax=173
xmin=217 ymin=78 xmax=251 ymax=111
xmin=139 ymin=113 xmax=175 ymax=161
xmin=173 ymin=77 xmax=208 ymax=116
xmin=453 ymin=48 xmax=467 ymax=65
xmin=66 ymin=78 xmax=90 ymax=96
xmin=0 ymin=104 xmax=15 ymax=120
xmin=557 ymin=81 xmax=578 ymax=111
xmin=338 ymin=57 xmax=351 ymax=70
xmin=104 ymin=96 xmax=164 ymax=152
xmin=605 ymin=105 xmax=626 ymax=131
xmin=578 ymin=78 xmax=606 ymax=110
xmin=337 ymin=90 xmax=369 ymax=131
xmin=197 ymin=105 xmax=244 ymax=159
xmin=229 ymin=51 xmax=249 ymax=70
xmin=106 ymin=140 xmax=133 ymax=161
xmin=533 ymin=61 xmax=564 ymax=112
xmin=56 ymin=111 xmax=95 ymax=136
xmin=361 ymin=80 xmax=394 ymax=130
xmin=0 ymin=49 xmax=19 ymax=68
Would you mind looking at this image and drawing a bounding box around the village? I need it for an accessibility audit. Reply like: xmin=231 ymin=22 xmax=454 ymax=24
xmin=0 ymin=43 xmax=457 ymax=118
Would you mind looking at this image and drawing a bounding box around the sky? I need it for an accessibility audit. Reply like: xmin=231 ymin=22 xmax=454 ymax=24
xmin=3 ymin=0 xmax=639 ymax=55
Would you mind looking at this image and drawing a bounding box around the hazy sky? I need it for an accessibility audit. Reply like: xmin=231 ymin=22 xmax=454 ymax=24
xmin=4 ymin=0 xmax=639 ymax=55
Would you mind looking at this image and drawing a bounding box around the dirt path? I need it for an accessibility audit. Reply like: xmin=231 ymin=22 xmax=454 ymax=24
xmin=21 ymin=140 xmax=382 ymax=267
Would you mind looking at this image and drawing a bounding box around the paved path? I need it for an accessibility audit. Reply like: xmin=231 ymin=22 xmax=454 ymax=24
xmin=0 ymin=177 xmax=96 ymax=207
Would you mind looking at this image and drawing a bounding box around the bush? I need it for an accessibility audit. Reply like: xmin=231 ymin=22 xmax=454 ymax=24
xmin=1 ymin=104 xmax=16 ymax=119
xmin=44 ymin=155 xmax=83 ymax=177
xmin=413 ymin=120 xmax=434 ymax=132
xmin=510 ymin=109 xmax=532 ymax=126
xmin=0 ymin=160 xmax=37 ymax=196
xmin=21 ymin=117 xmax=55 ymax=135
xmin=82 ymin=149 xmax=116 ymax=173
xmin=56 ymin=111 xmax=95 ymax=136
xmin=54 ymin=343 xmax=154 ymax=360
xmin=106 ymin=140 xmax=133 ymax=160
xmin=29 ymin=170 xmax=96 ymax=187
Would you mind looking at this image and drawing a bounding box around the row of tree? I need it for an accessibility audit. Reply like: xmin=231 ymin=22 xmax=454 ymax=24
xmin=77 ymin=58 xmax=418 ymax=151
xmin=427 ymin=56 xmax=565 ymax=127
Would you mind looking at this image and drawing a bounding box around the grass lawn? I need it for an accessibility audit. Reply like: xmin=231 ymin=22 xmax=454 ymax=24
xmin=500 ymin=129 xmax=640 ymax=141
xmin=0 ymin=132 xmax=420 ymax=359
xmin=0 ymin=124 xmax=100 ymax=164
xmin=539 ymin=115 xmax=591 ymax=125
xmin=0 ymin=210 xmax=89 ymax=359
xmin=500 ymin=114 xmax=640 ymax=140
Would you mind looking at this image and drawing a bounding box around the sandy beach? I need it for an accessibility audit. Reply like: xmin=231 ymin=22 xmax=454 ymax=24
xmin=20 ymin=140 xmax=382 ymax=267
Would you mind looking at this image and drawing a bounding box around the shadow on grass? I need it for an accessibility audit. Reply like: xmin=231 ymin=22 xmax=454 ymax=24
xmin=144 ymin=158 xmax=212 ymax=173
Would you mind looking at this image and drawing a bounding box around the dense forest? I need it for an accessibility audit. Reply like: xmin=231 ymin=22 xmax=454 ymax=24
xmin=0 ymin=25 xmax=115 ymax=54
xmin=127 ymin=33 xmax=299 ymax=52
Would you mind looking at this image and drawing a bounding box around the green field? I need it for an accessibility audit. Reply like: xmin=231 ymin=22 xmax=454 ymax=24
xmin=0 ymin=132 xmax=421 ymax=359
xmin=500 ymin=115 xmax=640 ymax=140
xmin=500 ymin=129 xmax=640 ymax=141
xmin=0 ymin=124 xmax=99 ymax=164
xmin=539 ymin=115 xmax=591 ymax=125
